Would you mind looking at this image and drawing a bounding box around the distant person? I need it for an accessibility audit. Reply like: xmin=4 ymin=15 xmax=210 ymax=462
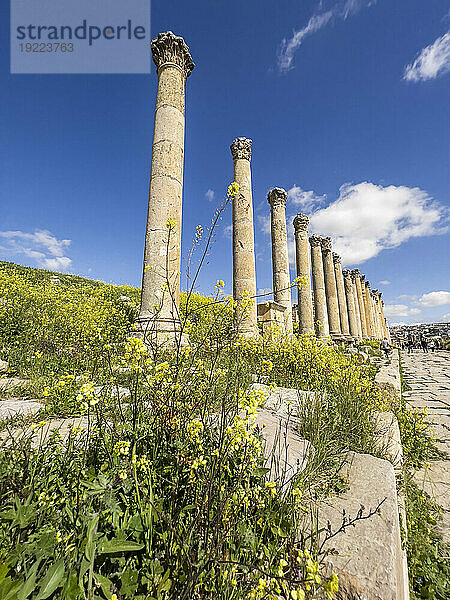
xmin=420 ymin=335 xmax=428 ymax=353
xmin=407 ymin=335 xmax=414 ymax=354
xmin=428 ymin=339 xmax=435 ymax=353
xmin=380 ymin=337 xmax=391 ymax=358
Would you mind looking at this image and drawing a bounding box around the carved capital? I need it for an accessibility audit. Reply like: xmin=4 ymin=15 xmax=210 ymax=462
xmin=342 ymin=269 xmax=351 ymax=279
xmin=309 ymin=234 xmax=322 ymax=248
xmin=320 ymin=236 xmax=332 ymax=252
xmin=293 ymin=213 xmax=309 ymax=232
xmin=230 ymin=137 xmax=252 ymax=161
xmin=360 ymin=274 xmax=366 ymax=282
xmin=365 ymin=280 xmax=370 ymax=289
xmin=332 ymin=252 xmax=341 ymax=265
xmin=267 ymin=187 xmax=287 ymax=208
xmin=151 ymin=31 xmax=195 ymax=78
xmin=351 ymin=268 xmax=360 ymax=278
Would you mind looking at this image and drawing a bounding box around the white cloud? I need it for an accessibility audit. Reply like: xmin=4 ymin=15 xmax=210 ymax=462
xmin=205 ymin=188 xmax=215 ymax=202
xmin=0 ymin=229 xmax=72 ymax=271
xmin=403 ymin=31 xmax=450 ymax=82
xmin=390 ymin=322 xmax=408 ymax=327
xmin=417 ymin=291 xmax=450 ymax=307
xmin=308 ymin=181 xmax=447 ymax=265
xmin=442 ymin=313 xmax=450 ymax=322
xmin=258 ymin=215 xmax=271 ymax=235
xmin=278 ymin=1 xmax=375 ymax=72
xmin=223 ymin=225 xmax=233 ymax=239
xmin=257 ymin=288 xmax=272 ymax=298
xmin=379 ymin=280 xmax=391 ymax=285
xmin=287 ymin=185 xmax=326 ymax=212
xmin=397 ymin=294 xmax=418 ymax=301
xmin=384 ymin=304 xmax=421 ymax=318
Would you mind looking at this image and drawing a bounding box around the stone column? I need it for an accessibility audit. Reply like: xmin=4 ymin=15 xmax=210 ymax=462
xmin=293 ymin=214 xmax=314 ymax=334
xmin=333 ymin=253 xmax=350 ymax=337
xmin=352 ymin=269 xmax=368 ymax=339
xmin=309 ymin=235 xmax=329 ymax=338
xmin=371 ymin=290 xmax=381 ymax=339
xmin=373 ymin=290 xmax=383 ymax=339
xmin=351 ymin=272 xmax=363 ymax=339
xmin=231 ymin=137 xmax=259 ymax=337
xmin=343 ymin=269 xmax=359 ymax=339
xmin=361 ymin=276 xmax=374 ymax=338
xmin=268 ymin=188 xmax=293 ymax=336
xmin=139 ymin=32 xmax=194 ymax=344
xmin=321 ymin=237 xmax=341 ymax=338
xmin=363 ymin=280 xmax=375 ymax=339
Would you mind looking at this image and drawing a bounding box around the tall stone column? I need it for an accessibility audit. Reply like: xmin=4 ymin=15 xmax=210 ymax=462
xmin=231 ymin=137 xmax=259 ymax=337
xmin=343 ymin=269 xmax=359 ymax=339
xmin=371 ymin=290 xmax=381 ymax=339
xmin=351 ymin=272 xmax=363 ymax=339
xmin=332 ymin=253 xmax=350 ymax=337
xmin=363 ymin=280 xmax=375 ymax=339
xmin=139 ymin=32 xmax=194 ymax=344
xmin=373 ymin=290 xmax=383 ymax=339
xmin=352 ymin=269 xmax=368 ymax=339
xmin=309 ymin=235 xmax=329 ymax=338
xmin=321 ymin=237 xmax=341 ymax=338
xmin=268 ymin=188 xmax=293 ymax=336
xmin=361 ymin=276 xmax=374 ymax=338
xmin=293 ymin=214 xmax=314 ymax=334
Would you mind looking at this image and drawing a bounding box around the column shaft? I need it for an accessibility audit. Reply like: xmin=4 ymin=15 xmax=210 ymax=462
xmin=268 ymin=188 xmax=293 ymax=336
xmin=343 ymin=270 xmax=359 ymax=339
xmin=352 ymin=275 xmax=363 ymax=339
xmin=139 ymin=32 xmax=194 ymax=344
xmin=333 ymin=253 xmax=350 ymax=336
xmin=293 ymin=214 xmax=314 ymax=334
xmin=231 ymin=138 xmax=259 ymax=337
xmin=309 ymin=236 xmax=329 ymax=338
xmin=321 ymin=237 xmax=341 ymax=337
xmin=352 ymin=269 xmax=368 ymax=338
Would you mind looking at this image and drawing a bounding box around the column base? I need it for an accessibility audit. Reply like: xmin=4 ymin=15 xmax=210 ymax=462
xmin=130 ymin=315 xmax=190 ymax=348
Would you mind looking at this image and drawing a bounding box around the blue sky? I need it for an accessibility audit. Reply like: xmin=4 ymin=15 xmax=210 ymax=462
xmin=1 ymin=0 xmax=449 ymax=325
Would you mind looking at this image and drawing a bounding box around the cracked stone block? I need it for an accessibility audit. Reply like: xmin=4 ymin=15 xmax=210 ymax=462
xmin=320 ymin=452 xmax=408 ymax=600
xmin=0 ymin=399 xmax=44 ymax=419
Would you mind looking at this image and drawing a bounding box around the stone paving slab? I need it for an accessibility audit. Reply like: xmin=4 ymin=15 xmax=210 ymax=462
xmin=0 ymin=398 xmax=44 ymax=419
xmin=400 ymin=350 xmax=450 ymax=545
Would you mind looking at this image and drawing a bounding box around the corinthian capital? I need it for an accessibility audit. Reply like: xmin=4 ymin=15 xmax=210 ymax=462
xmin=309 ymin=234 xmax=322 ymax=248
xmin=151 ymin=31 xmax=195 ymax=78
xmin=293 ymin=213 xmax=309 ymax=232
xmin=342 ymin=269 xmax=351 ymax=279
xmin=365 ymin=280 xmax=370 ymax=289
xmin=351 ymin=268 xmax=360 ymax=278
xmin=267 ymin=188 xmax=287 ymax=208
xmin=332 ymin=252 xmax=341 ymax=265
xmin=320 ymin=236 xmax=332 ymax=252
xmin=230 ymin=137 xmax=252 ymax=161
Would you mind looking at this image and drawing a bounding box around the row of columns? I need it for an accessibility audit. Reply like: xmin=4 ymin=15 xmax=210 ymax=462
xmin=137 ymin=31 xmax=390 ymax=345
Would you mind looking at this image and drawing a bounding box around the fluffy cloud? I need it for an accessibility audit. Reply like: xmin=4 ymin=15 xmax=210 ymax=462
xmin=379 ymin=280 xmax=391 ymax=285
xmin=442 ymin=313 xmax=450 ymax=323
xmin=0 ymin=229 xmax=72 ymax=271
xmin=404 ymin=31 xmax=450 ymax=82
xmin=205 ymin=189 xmax=215 ymax=202
xmin=417 ymin=291 xmax=450 ymax=307
xmin=287 ymin=185 xmax=326 ymax=212
xmin=383 ymin=305 xmax=421 ymax=318
xmin=308 ymin=181 xmax=447 ymax=265
xmin=223 ymin=224 xmax=233 ymax=239
xmin=278 ymin=1 xmax=375 ymax=72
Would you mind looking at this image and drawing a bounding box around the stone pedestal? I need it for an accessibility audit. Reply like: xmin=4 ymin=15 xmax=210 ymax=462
xmin=343 ymin=269 xmax=360 ymax=340
xmin=333 ymin=253 xmax=351 ymax=339
xmin=231 ymin=138 xmax=259 ymax=337
xmin=138 ymin=32 xmax=194 ymax=346
xmin=309 ymin=235 xmax=329 ymax=338
xmin=352 ymin=269 xmax=368 ymax=339
xmin=293 ymin=214 xmax=314 ymax=335
xmin=257 ymin=301 xmax=287 ymax=338
xmin=268 ymin=188 xmax=293 ymax=336
xmin=321 ymin=237 xmax=342 ymax=339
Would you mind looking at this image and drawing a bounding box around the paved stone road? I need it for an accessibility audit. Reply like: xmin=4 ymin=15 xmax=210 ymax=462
xmin=400 ymin=350 xmax=450 ymax=542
